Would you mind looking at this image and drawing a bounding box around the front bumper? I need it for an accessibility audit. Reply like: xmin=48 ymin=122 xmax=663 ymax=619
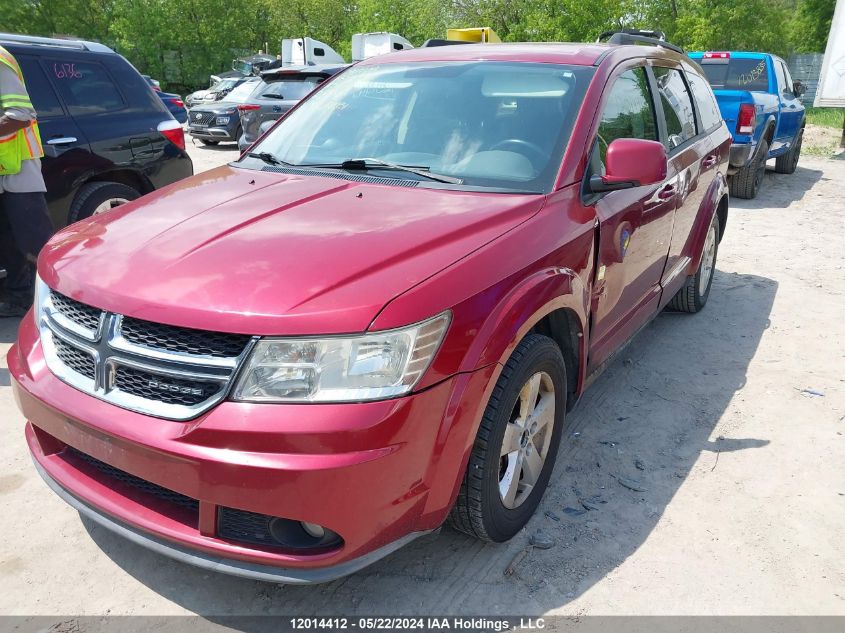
xmin=32 ymin=457 xmax=431 ymax=583
xmin=188 ymin=125 xmax=237 ymax=142
xmin=10 ymin=312 xmax=494 ymax=581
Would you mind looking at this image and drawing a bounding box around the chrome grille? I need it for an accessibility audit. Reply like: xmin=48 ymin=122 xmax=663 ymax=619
xmin=51 ymin=292 xmax=102 ymax=332
xmin=190 ymin=111 xmax=216 ymax=126
xmin=114 ymin=365 xmax=220 ymax=407
xmin=39 ymin=287 xmax=256 ymax=420
xmin=53 ymin=337 xmax=95 ymax=379
xmin=120 ymin=316 xmax=251 ymax=358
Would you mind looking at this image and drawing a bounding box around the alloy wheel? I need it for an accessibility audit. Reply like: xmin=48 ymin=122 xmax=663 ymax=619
xmin=93 ymin=197 xmax=130 ymax=215
xmin=699 ymin=222 xmax=717 ymax=292
xmin=499 ymin=371 xmax=556 ymax=509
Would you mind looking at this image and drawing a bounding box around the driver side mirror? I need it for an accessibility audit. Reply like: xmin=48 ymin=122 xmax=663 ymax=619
xmin=590 ymin=138 xmax=668 ymax=193
xmin=792 ymin=80 xmax=806 ymax=98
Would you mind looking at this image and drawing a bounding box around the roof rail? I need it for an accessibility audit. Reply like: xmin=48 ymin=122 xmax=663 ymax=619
xmin=596 ymin=29 xmax=685 ymax=55
xmin=0 ymin=32 xmax=115 ymax=53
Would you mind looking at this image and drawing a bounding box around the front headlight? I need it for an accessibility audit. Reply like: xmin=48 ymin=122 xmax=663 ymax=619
xmin=232 ymin=312 xmax=450 ymax=403
xmin=33 ymin=273 xmax=48 ymax=325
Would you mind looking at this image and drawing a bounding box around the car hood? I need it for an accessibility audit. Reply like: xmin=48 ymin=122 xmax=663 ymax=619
xmin=189 ymin=101 xmax=240 ymax=115
xmin=41 ymin=166 xmax=545 ymax=336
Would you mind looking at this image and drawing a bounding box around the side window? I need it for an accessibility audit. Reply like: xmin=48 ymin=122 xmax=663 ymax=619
xmin=596 ymin=67 xmax=657 ymax=166
xmin=773 ymin=61 xmax=787 ymax=95
xmin=686 ymin=71 xmax=722 ymax=132
xmin=16 ymin=57 xmax=64 ymax=119
xmin=653 ymin=67 xmax=697 ymax=150
xmin=43 ymin=59 xmax=125 ymax=115
xmin=780 ymin=62 xmax=795 ymax=95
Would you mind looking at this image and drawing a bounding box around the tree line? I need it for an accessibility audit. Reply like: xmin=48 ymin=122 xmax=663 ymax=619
xmin=2 ymin=0 xmax=836 ymax=92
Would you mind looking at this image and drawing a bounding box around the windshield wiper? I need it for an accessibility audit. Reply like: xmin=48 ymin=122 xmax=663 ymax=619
xmin=247 ymin=151 xmax=290 ymax=166
xmin=301 ymin=157 xmax=463 ymax=185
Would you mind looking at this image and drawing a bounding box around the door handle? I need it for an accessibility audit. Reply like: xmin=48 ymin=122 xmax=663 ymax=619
xmin=46 ymin=136 xmax=78 ymax=145
xmin=702 ymin=155 xmax=718 ymax=168
xmin=658 ymin=184 xmax=676 ymax=200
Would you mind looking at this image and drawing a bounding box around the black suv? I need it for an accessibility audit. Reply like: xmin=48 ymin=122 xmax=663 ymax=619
xmin=0 ymin=33 xmax=193 ymax=229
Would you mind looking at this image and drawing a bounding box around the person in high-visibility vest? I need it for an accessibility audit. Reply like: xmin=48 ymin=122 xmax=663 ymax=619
xmin=0 ymin=44 xmax=53 ymax=317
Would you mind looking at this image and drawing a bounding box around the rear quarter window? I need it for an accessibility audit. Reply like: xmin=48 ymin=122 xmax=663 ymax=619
xmin=44 ymin=59 xmax=126 ymax=115
xmin=700 ymin=58 xmax=769 ymax=92
xmin=685 ymin=71 xmax=722 ymax=131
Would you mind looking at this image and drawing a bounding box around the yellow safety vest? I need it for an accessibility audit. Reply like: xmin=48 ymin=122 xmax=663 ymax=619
xmin=0 ymin=45 xmax=44 ymax=176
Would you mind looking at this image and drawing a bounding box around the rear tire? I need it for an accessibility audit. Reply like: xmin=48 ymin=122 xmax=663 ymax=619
xmin=774 ymin=128 xmax=802 ymax=174
xmin=730 ymin=138 xmax=768 ymax=200
xmin=667 ymin=213 xmax=720 ymax=313
xmin=68 ymin=181 xmax=140 ymax=224
xmin=448 ymin=334 xmax=566 ymax=542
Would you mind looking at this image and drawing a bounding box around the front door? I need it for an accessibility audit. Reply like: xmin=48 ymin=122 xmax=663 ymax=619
xmin=587 ymin=66 xmax=677 ymax=373
xmin=774 ymin=59 xmax=802 ymax=150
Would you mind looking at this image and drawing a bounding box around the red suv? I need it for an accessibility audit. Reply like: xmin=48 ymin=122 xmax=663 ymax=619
xmin=10 ymin=35 xmax=730 ymax=583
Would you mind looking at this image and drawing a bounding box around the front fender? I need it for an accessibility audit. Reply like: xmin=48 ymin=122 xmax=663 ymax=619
xmin=470 ymin=266 xmax=588 ymax=381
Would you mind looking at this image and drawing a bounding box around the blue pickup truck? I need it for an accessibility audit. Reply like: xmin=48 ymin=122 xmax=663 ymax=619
xmin=689 ymin=51 xmax=806 ymax=199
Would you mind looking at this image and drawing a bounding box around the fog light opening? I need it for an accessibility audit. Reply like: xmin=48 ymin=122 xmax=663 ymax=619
xmin=301 ymin=522 xmax=325 ymax=539
xmin=264 ymin=516 xmax=342 ymax=549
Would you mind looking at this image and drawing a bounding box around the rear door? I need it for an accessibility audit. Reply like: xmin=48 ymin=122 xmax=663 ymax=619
xmin=16 ymin=54 xmax=91 ymax=228
xmin=653 ymin=65 xmax=720 ymax=291
xmin=42 ymin=52 xmax=172 ymax=184
xmin=587 ymin=65 xmax=677 ymax=372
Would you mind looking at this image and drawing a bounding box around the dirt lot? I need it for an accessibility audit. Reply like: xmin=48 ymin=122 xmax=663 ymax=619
xmin=1 ymin=138 xmax=843 ymax=619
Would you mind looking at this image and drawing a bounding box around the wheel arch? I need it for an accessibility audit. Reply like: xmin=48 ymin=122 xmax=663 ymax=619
xmin=85 ymin=169 xmax=154 ymax=196
xmin=686 ymin=171 xmax=729 ymax=275
xmin=468 ymin=268 xmax=589 ymax=392
xmin=527 ymin=308 xmax=582 ymax=410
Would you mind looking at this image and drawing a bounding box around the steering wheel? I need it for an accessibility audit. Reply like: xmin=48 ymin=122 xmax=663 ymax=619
xmin=489 ymin=139 xmax=547 ymax=165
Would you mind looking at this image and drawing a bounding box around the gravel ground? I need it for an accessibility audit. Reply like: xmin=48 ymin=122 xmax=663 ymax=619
xmin=1 ymin=147 xmax=843 ymax=619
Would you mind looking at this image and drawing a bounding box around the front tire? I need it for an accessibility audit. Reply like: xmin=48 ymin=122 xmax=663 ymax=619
xmin=730 ymin=138 xmax=768 ymax=200
xmin=667 ymin=213 xmax=720 ymax=313
xmin=448 ymin=334 xmax=566 ymax=542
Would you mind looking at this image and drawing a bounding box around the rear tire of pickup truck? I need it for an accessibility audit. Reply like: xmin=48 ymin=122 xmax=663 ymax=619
xmin=774 ymin=128 xmax=802 ymax=174
xmin=448 ymin=334 xmax=566 ymax=543
xmin=667 ymin=214 xmax=720 ymax=313
xmin=730 ymin=138 xmax=768 ymax=200
xmin=68 ymin=182 xmax=140 ymax=224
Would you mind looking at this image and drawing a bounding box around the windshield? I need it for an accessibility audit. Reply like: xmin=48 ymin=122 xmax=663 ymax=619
xmin=260 ymin=78 xmax=323 ymax=101
xmin=233 ymin=60 xmax=253 ymax=75
xmin=211 ymin=79 xmax=239 ymax=92
xmin=226 ymin=80 xmax=262 ymax=102
xmin=248 ymin=61 xmax=593 ymax=192
xmin=699 ymin=58 xmax=769 ymax=92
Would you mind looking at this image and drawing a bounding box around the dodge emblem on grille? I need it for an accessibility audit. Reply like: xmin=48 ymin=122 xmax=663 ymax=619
xmin=148 ymin=379 xmax=204 ymax=397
